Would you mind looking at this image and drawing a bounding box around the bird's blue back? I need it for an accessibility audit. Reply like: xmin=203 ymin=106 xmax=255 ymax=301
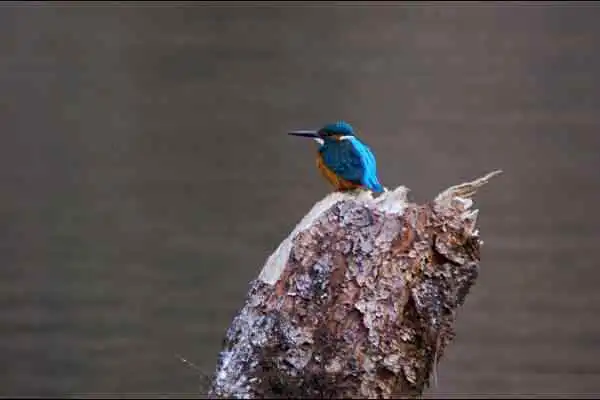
xmin=319 ymin=136 xmax=384 ymax=193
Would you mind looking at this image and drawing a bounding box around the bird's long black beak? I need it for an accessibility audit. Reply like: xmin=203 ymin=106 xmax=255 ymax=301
xmin=288 ymin=130 xmax=319 ymax=138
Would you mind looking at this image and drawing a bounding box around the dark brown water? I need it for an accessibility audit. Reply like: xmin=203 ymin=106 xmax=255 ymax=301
xmin=1 ymin=3 xmax=599 ymax=397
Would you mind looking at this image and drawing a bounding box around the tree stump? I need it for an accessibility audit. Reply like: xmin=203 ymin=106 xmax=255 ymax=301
xmin=209 ymin=171 xmax=502 ymax=399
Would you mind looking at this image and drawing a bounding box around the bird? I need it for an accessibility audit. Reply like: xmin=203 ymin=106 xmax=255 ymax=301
xmin=288 ymin=120 xmax=385 ymax=193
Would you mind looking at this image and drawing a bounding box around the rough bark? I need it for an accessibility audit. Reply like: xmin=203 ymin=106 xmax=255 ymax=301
xmin=208 ymin=171 xmax=502 ymax=399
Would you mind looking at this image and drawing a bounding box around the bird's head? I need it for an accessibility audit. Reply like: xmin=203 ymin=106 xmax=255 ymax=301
xmin=288 ymin=120 xmax=355 ymax=144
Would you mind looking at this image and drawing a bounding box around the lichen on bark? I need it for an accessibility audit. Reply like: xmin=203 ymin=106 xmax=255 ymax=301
xmin=209 ymin=171 xmax=501 ymax=399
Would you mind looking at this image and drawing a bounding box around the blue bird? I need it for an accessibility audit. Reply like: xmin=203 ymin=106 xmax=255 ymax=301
xmin=288 ymin=121 xmax=385 ymax=193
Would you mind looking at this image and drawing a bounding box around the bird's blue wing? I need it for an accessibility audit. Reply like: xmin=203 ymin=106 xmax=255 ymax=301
xmin=320 ymin=140 xmax=364 ymax=183
xmin=349 ymin=138 xmax=384 ymax=192
xmin=320 ymin=138 xmax=384 ymax=192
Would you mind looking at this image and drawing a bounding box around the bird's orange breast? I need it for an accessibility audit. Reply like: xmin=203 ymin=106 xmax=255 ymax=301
xmin=316 ymin=153 xmax=361 ymax=191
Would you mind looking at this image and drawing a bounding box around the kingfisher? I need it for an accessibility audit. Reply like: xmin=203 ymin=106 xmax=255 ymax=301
xmin=288 ymin=120 xmax=385 ymax=193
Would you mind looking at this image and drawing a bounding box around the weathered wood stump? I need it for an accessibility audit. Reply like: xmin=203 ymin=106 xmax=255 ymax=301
xmin=209 ymin=171 xmax=501 ymax=399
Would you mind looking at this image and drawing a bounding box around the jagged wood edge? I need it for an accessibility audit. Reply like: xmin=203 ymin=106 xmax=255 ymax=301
xmin=259 ymin=170 xmax=502 ymax=285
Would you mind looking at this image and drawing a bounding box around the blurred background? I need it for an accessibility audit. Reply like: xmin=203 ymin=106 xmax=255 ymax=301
xmin=1 ymin=1 xmax=599 ymax=397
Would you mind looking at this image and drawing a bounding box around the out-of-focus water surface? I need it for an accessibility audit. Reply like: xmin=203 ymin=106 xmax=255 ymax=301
xmin=1 ymin=3 xmax=599 ymax=397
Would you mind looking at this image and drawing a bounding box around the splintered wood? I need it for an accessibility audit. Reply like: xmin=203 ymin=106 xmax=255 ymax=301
xmin=210 ymin=171 xmax=501 ymax=399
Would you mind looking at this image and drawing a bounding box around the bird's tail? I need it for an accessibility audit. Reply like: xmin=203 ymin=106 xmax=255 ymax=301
xmin=371 ymin=181 xmax=385 ymax=194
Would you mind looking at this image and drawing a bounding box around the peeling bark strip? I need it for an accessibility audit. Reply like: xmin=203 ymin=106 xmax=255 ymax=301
xmin=209 ymin=171 xmax=502 ymax=399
